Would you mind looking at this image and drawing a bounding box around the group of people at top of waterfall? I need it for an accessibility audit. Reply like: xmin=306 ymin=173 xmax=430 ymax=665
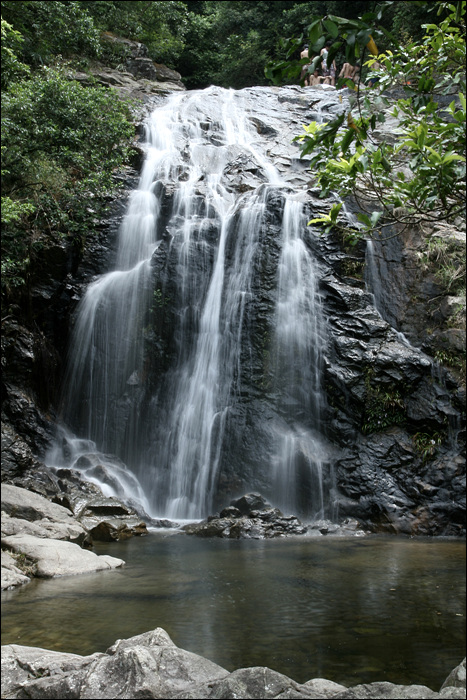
xmin=300 ymin=43 xmax=381 ymax=88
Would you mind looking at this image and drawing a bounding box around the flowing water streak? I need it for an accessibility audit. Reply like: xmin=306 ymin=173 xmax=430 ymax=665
xmin=272 ymin=200 xmax=328 ymax=517
xmin=49 ymin=92 xmax=193 ymax=500
xmin=160 ymin=187 xmax=275 ymax=519
xmin=56 ymin=94 xmax=190 ymax=457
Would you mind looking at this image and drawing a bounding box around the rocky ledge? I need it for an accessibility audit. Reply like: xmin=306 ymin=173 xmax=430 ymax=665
xmin=1 ymin=483 xmax=150 ymax=590
xmin=72 ymin=32 xmax=185 ymax=116
xmin=1 ymin=628 xmax=465 ymax=699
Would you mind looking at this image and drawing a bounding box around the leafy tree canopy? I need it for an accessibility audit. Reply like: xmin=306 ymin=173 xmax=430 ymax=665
xmin=266 ymin=1 xmax=465 ymax=246
xmin=1 ymin=2 xmax=135 ymax=306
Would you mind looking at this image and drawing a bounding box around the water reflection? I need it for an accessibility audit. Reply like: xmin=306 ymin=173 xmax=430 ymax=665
xmin=1 ymin=534 xmax=465 ymax=690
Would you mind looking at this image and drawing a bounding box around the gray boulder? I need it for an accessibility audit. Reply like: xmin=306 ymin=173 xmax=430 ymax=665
xmin=333 ymin=682 xmax=441 ymax=698
xmin=171 ymin=666 xmax=315 ymax=699
xmin=2 ymin=484 xmax=84 ymax=532
xmin=1 ymin=628 xmax=228 ymax=699
xmin=1 ymin=511 xmax=86 ymax=545
xmin=1 ymin=644 xmax=101 ymax=699
xmin=2 ymin=534 xmax=124 ymax=578
xmin=1 ymin=483 xmax=88 ymax=545
xmin=440 ymin=658 xmax=466 ymax=690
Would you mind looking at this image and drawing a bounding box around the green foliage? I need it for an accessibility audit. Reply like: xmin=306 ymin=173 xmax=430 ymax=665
xmin=0 ymin=195 xmax=35 ymax=224
xmin=212 ymin=29 xmax=270 ymax=89
xmin=1 ymin=64 xmax=134 ymax=300
xmin=362 ymin=371 xmax=406 ymax=434
xmin=2 ymin=67 xmax=133 ymax=187
xmin=79 ymin=0 xmax=189 ymax=66
xmin=1 ymin=1 xmax=101 ymax=64
xmin=181 ymin=1 xmax=323 ymax=89
xmin=1 ymin=19 xmax=29 ymax=88
xmin=412 ymin=430 xmax=444 ymax=463
xmin=267 ymin=2 xmax=466 ymax=242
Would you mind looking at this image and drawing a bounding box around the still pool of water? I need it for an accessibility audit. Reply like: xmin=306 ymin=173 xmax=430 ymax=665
xmin=1 ymin=533 xmax=465 ymax=690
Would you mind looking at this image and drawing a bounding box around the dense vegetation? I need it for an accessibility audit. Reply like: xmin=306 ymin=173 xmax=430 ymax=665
xmin=268 ymin=2 xmax=465 ymax=238
xmin=1 ymin=0 xmax=465 ymax=347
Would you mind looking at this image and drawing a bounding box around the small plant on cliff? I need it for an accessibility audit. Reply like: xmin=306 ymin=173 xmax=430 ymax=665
xmin=419 ymin=231 xmax=466 ymax=295
xmin=362 ymin=371 xmax=406 ymax=434
xmin=412 ymin=430 xmax=445 ymax=463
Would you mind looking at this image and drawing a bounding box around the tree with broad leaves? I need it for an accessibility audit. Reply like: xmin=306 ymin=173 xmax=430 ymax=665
xmin=265 ymin=1 xmax=465 ymax=245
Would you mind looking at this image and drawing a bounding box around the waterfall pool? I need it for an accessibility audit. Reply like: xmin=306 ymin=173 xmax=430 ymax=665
xmin=1 ymin=533 xmax=465 ymax=690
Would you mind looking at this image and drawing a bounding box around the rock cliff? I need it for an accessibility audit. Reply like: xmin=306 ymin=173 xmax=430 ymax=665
xmin=1 ymin=66 xmax=465 ymax=539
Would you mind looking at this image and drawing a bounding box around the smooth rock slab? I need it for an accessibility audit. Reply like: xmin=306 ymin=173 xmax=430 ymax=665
xmin=1 ymin=511 xmax=86 ymax=545
xmin=1 ymin=484 xmax=82 ymax=528
xmin=2 ymin=534 xmax=124 ymax=578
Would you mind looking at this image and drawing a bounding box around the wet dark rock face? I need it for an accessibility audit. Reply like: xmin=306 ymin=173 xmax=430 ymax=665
xmin=2 ymin=84 xmax=465 ymax=536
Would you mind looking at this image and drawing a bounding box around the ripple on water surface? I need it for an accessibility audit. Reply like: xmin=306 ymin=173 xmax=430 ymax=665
xmin=1 ymin=533 xmax=465 ymax=690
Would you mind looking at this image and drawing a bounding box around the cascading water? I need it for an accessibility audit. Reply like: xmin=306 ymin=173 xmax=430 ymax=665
xmin=47 ymin=86 xmax=333 ymax=521
xmin=271 ymin=199 xmax=328 ymax=517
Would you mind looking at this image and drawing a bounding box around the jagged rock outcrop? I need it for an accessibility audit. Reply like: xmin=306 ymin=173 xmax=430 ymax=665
xmin=183 ymin=493 xmax=308 ymax=538
xmin=73 ymin=33 xmax=186 ymax=104
xmin=1 ymin=628 xmax=465 ymax=699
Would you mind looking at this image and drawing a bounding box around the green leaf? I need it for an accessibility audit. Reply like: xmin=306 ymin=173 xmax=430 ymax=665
xmin=310 ymin=36 xmax=326 ymax=53
xmin=441 ymin=153 xmax=466 ymax=163
xmin=340 ymin=128 xmax=355 ymax=153
xmin=357 ymin=212 xmax=372 ymax=227
xmin=307 ymin=19 xmax=321 ymax=48
xmin=323 ymin=18 xmax=339 ymax=38
xmin=308 ymin=214 xmax=332 ymax=225
xmin=330 ymin=202 xmax=343 ymax=222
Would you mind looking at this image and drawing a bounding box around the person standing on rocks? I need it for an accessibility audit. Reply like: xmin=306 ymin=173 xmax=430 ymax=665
xmin=300 ymin=44 xmax=312 ymax=86
xmin=320 ymin=43 xmax=336 ymax=85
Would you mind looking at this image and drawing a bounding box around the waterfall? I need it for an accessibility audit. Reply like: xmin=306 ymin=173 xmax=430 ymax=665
xmin=47 ymin=86 xmax=332 ymax=520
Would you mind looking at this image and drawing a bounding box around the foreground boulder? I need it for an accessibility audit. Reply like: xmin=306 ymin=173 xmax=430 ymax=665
xmin=182 ymin=493 xmax=308 ymax=538
xmin=1 ymin=628 xmax=465 ymax=699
